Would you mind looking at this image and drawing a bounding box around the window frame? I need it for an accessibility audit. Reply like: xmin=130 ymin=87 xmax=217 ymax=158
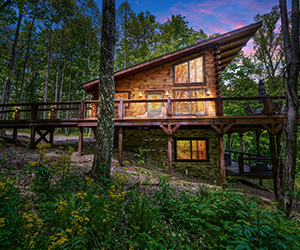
xmin=115 ymin=91 xmax=130 ymax=108
xmin=174 ymin=90 xmax=206 ymax=115
xmin=174 ymin=138 xmax=210 ymax=162
xmin=174 ymin=55 xmax=205 ymax=85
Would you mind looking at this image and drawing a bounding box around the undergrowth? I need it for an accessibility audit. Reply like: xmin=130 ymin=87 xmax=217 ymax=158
xmin=0 ymin=142 xmax=300 ymax=249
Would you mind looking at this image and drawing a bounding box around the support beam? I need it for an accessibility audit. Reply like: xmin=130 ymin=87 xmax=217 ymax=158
xmin=50 ymin=130 xmax=54 ymax=146
xmin=269 ymin=132 xmax=279 ymax=201
xmin=30 ymin=126 xmax=35 ymax=149
xmin=239 ymin=132 xmax=244 ymax=152
xmin=13 ymin=128 xmax=18 ymax=141
xmin=119 ymin=127 xmax=123 ymax=166
xmin=220 ymin=134 xmax=226 ymax=185
xmin=78 ymin=127 xmax=83 ymax=156
xmin=228 ymin=134 xmax=231 ymax=151
xmin=168 ymin=136 xmax=172 ymax=175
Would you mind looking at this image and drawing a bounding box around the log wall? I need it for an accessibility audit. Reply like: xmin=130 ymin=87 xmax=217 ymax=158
xmin=115 ymin=48 xmax=217 ymax=118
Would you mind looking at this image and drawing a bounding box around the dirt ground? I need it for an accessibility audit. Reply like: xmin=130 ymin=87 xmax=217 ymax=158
xmin=0 ymin=131 xmax=276 ymax=199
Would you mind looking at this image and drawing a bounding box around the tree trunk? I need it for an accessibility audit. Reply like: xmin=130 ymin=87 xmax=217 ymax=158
xmin=65 ymin=71 xmax=71 ymax=135
xmin=0 ymin=79 xmax=8 ymax=120
xmin=44 ymin=21 xmax=53 ymax=119
xmin=92 ymin=0 xmax=116 ymax=180
xmin=55 ymin=27 xmax=64 ymax=102
xmin=5 ymin=10 xmax=23 ymax=109
xmin=57 ymin=57 xmax=65 ymax=120
xmin=19 ymin=9 xmax=36 ymax=102
xmin=278 ymin=0 xmax=300 ymax=215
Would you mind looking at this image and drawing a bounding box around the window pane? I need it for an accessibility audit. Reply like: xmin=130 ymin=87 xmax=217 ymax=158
xmin=177 ymin=141 xmax=191 ymax=159
xmin=191 ymin=91 xmax=205 ymax=113
xmin=176 ymin=91 xmax=190 ymax=113
xmin=175 ymin=62 xmax=189 ymax=83
xmin=192 ymin=140 xmax=206 ymax=159
xmin=189 ymin=57 xmax=203 ymax=83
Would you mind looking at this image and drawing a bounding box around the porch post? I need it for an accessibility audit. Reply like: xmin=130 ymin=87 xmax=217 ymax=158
xmin=239 ymin=132 xmax=243 ymax=152
xmin=78 ymin=127 xmax=83 ymax=156
xmin=228 ymin=134 xmax=231 ymax=151
xmin=119 ymin=127 xmax=123 ymax=166
xmin=30 ymin=126 xmax=35 ymax=149
xmin=168 ymin=135 xmax=172 ymax=175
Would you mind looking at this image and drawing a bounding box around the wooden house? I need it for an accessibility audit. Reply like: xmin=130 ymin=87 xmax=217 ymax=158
xmin=82 ymin=22 xmax=263 ymax=181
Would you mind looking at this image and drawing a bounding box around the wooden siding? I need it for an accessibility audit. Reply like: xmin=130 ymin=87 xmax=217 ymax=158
xmin=114 ymin=48 xmax=217 ymax=118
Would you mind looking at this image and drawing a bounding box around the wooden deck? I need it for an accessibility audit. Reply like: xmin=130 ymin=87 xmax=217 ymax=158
xmin=0 ymin=95 xmax=294 ymax=201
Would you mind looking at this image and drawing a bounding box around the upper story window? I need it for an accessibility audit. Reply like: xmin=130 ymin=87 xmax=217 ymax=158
xmin=175 ymin=56 xmax=204 ymax=84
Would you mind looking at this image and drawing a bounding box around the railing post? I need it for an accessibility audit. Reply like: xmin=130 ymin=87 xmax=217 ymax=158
xmin=216 ymin=95 xmax=224 ymax=117
xmin=31 ymin=102 xmax=38 ymax=120
xmin=118 ymin=98 xmax=123 ymax=119
xmin=264 ymin=95 xmax=273 ymax=116
xmin=50 ymin=106 xmax=56 ymax=119
xmin=166 ymin=96 xmax=171 ymax=117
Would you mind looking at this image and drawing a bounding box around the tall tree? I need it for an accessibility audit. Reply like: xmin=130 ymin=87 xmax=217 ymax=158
xmin=253 ymin=6 xmax=284 ymax=93
xmin=278 ymin=0 xmax=300 ymax=215
xmin=115 ymin=1 xmax=132 ymax=69
xmin=92 ymin=0 xmax=115 ymax=180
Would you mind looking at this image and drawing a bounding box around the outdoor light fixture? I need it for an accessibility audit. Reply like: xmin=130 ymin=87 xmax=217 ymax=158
xmin=207 ymin=90 xmax=211 ymax=95
xmin=92 ymin=106 xmax=95 ymax=110
xmin=166 ymin=91 xmax=169 ymax=96
xmin=139 ymin=92 xmax=142 ymax=97
xmin=15 ymin=108 xmax=18 ymax=112
xmin=51 ymin=107 xmax=55 ymax=112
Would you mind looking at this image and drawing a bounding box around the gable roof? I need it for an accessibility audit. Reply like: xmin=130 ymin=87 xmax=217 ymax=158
xmin=82 ymin=22 xmax=262 ymax=94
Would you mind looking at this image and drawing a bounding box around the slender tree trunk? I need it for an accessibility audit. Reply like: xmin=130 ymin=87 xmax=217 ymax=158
xmin=19 ymin=9 xmax=36 ymax=102
xmin=65 ymin=71 xmax=71 ymax=135
xmin=92 ymin=0 xmax=116 ymax=180
xmin=278 ymin=0 xmax=300 ymax=215
xmin=0 ymin=79 xmax=8 ymax=120
xmin=5 ymin=10 xmax=23 ymax=109
xmin=55 ymin=27 xmax=64 ymax=102
xmin=44 ymin=21 xmax=53 ymax=119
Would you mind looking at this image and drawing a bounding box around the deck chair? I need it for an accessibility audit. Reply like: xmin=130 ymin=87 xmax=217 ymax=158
xmin=243 ymin=104 xmax=264 ymax=115
xmin=272 ymin=101 xmax=283 ymax=115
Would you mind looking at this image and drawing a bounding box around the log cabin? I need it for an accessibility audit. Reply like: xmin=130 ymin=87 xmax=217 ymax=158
xmin=81 ymin=22 xmax=263 ymax=181
xmin=1 ymin=21 xmax=293 ymax=200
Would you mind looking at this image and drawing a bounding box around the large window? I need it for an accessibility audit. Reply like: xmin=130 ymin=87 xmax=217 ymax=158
xmin=175 ymin=139 xmax=209 ymax=161
xmin=175 ymin=56 xmax=204 ymax=84
xmin=175 ymin=90 xmax=205 ymax=115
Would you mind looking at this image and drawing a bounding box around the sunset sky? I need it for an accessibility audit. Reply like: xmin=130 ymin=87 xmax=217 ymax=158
xmin=95 ymin=0 xmax=282 ymax=54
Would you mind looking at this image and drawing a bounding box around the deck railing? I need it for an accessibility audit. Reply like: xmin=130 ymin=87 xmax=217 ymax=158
xmin=0 ymin=95 xmax=291 ymax=122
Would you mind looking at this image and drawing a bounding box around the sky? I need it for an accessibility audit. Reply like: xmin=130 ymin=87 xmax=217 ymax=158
xmin=94 ymin=0 xmax=281 ymax=55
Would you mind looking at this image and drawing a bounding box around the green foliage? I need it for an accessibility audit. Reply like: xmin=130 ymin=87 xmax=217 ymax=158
xmin=1 ymin=146 xmax=300 ymax=249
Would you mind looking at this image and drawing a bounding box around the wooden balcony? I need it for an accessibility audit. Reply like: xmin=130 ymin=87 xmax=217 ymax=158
xmin=0 ymin=95 xmax=294 ymax=130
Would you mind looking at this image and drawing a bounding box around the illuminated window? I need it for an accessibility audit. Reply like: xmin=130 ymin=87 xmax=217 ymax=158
xmin=115 ymin=92 xmax=130 ymax=107
xmin=175 ymin=90 xmax=205 ymax=115
xmin=175 ymin=56 xmax=204 ymax=84
xmin=175 ymin=139 xmax=208 ymax=161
